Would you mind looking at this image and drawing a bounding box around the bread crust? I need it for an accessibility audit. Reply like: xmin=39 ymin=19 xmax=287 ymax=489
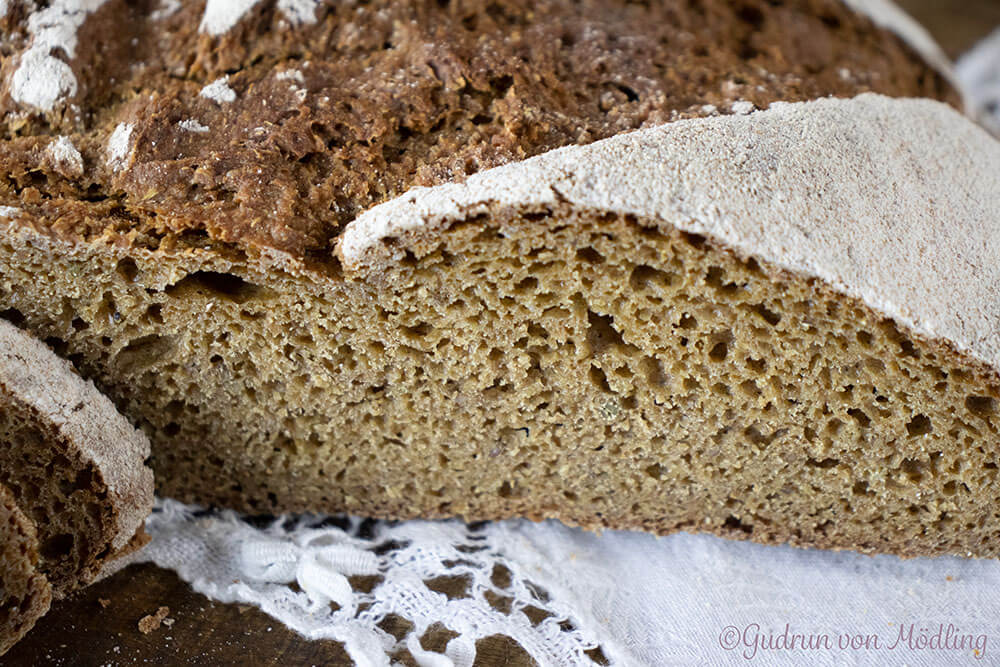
xmin=0 ymin=319 xmax=154 ymax=594
xmin=0 ymin=0 xmax=958 ymax=262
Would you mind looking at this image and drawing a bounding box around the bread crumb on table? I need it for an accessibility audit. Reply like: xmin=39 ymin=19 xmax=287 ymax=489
xmin=138 ymin=606 xmax=170 ymax=634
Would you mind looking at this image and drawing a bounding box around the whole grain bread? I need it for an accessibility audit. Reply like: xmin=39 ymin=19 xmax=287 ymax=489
xmin=1 ymin=0 xmax=997 ymax=559
xmin=0 ymin=483 xmax=51 ymax=656
xmin=0 ymin=319 xmax=154 ymax=596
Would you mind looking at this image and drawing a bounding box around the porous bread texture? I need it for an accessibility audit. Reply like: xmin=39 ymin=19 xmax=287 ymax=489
xmin=0 ymin=483 xmax=51 ymax=656
xmin=0 ymin=96 xmax=998 ymax=558
xmin=342 ymin=94 xmax=1000 ymax=375
xmin=0 ymin=318 xmax=154 ymax=596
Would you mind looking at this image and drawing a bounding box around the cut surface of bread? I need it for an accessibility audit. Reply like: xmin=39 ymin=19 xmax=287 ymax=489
xmin=0 ymin=319 xmax=154 ymax=596
xmin=1 ymin=93 xmax=997 ymax=558
xmin=0 ymin=1 xmax=994 ymax=559
xmin=0 ymin=483 xmax=51 ymax=656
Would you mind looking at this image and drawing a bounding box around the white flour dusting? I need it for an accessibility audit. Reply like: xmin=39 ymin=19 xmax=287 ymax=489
xmin=10 ymin=0 xmax=110 ymax=111
xmin=276 ymin=69 xmax=306 ymax=84
xmin=200 ymin=76 xmax=237 ymax=104
xmin=277 ymin=0 xmax=320 ymax=25
xmin=178 ymin=119 xmax=210 ymax=133
xmin=199 ymin=0 xmax=259 ymax=36
xmin=106 ymin=123 xmax=134 ymax=172
xmin=198 ymin=0 xmax=320 ymax=34
xmin=46 ymin=136 xmax=84 ymax=175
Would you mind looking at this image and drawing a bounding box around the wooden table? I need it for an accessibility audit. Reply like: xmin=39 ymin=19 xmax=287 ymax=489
xmin=7 ymin=3 xmax=997 ymax=665
xmin=5 ymin=563 xmax=536 ymax=665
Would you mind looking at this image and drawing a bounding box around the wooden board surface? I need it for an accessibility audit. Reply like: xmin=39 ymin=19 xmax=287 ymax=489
xmin=3 ymin=564 xmax=537 ymax=666
xmin=5 ymin=2 xmax=998 ymax=666
xmin=4 ymin=565 xmax=352 ymax=666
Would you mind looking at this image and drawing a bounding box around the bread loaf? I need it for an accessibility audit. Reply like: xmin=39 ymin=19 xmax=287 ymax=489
xmin=0 ymin=319 xmax=154 ymax=596
xmin=2 ymin=0 xmax=997 ymax=558
xmin=0 ymin=483 xmax=50 ymax=656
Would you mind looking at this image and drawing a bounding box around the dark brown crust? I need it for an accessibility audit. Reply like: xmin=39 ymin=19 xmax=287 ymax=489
xmin=0 ymin=0 xmax=958 ymax=265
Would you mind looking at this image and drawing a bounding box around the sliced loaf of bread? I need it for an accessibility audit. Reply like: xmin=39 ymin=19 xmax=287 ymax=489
xmin=0 ymin=319 xmax=154 ymax=596
xmin=0 ymin=0 xmax=996 ymax=558
xmin=0 ymin=483 xmax=51 ymax=656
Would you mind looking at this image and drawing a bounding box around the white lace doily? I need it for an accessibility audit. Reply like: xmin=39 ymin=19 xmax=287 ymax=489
xmin=139 ymin=500 xmax=609 ymax=666
xmin=138 ymin=499 xmax=1000 ymax=666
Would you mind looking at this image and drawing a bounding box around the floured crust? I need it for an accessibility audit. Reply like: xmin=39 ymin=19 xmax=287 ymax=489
xmin=0 ymin=319 xmax=153 ymax=552
xmin=339 ymin=94 xmax=1000 ymax=376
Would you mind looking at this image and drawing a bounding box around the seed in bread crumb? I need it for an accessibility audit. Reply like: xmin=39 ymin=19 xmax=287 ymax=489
xmin=138 ymin=606 xmax=170 ymax=634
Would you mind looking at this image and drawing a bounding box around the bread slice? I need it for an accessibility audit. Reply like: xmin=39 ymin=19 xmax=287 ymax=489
xmin=1 ymin=1 xmax=994 ymax=558
xmin=0 ymin=319 xmax=154 ymax=596
xmin=0 ymin=483 xmax=51 ymax=656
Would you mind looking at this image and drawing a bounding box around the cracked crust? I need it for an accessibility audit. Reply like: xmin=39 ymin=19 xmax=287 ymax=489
xmin=0 ymin=0 xmax=958 ymax=262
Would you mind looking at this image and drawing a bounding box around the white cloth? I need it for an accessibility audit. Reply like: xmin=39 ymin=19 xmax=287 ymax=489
xmin=139 ymin=499 xmax=999 ymax=666
xmin=136 ymin=33 xmax=1000 ymax=667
